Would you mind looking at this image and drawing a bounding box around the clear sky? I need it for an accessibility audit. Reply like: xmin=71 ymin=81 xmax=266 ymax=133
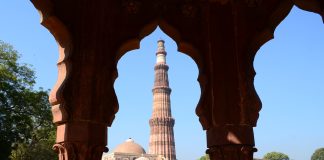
xmin=1 ymin=1 xmax=324 ymax=160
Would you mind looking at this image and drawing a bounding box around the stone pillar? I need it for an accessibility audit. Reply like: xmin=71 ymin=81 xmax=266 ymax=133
xmin=31 ymin=1 xmax=119 ymax=159
xmin=53 ymin=121 xmax=109 ymax=160
xmin=206 ymin=126 xmax=257 ymax=160
xmin=194 ymin=2 xmax=263 ymax=160
xmin=48 ymin=38 xmax=118 ymax=159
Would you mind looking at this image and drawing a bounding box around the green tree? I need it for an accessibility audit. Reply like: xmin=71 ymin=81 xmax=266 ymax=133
xmin=263 ymin=152 xmax=289 ymax=160
xmin=311 ymin=148 xmax=324 ymax=160
xmin=198 ymin=154 xmax=210 ymax=160
xmin=10 ymin=129 xmax=57 ymax=160
xmin=0 ymin=40 xmax=57 ymax=159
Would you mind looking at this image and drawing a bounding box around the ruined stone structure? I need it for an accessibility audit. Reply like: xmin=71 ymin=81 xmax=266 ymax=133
xmin=149 ymin=40 xmax=176 ymax=160
xmin=30 ymin=0 xmax=324 ymax=159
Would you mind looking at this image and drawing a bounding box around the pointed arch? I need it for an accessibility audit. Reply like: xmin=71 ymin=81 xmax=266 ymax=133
xmin=115 ymin=20 xmax=205 ymax=127
xmin=116 ymin=20 xmax=203 ymax=71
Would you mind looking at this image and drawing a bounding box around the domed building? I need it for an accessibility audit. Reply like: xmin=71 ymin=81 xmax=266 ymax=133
xmin=102 ymin=138 xmax=164 ymax=160
xmin=114 ymin=138 xmax=146 ymax=155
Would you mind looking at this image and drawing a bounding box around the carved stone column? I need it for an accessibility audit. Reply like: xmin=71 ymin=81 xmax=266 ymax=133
xmin=207 ymin=145 xmax=257 ymax=160
xmin=206 ymin=126 xmax=257 ymax=160
xmin=31 ymin=1 xmax=119 ymax=159
xmin=194 ymin=1 xmax=265 ymax=159
xmin=53 ymin=121 xmax=109 ymax=160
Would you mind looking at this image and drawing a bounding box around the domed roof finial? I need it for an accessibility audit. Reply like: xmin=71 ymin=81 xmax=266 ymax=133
xmin=113 ymin=138 xmax=146 ymax=154
xmin=126 ymin=138 xmax=134 ymax=142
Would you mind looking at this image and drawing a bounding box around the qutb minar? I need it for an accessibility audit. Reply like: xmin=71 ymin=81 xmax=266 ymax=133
xmin=149 ymin=40 xmax=176 ymax=160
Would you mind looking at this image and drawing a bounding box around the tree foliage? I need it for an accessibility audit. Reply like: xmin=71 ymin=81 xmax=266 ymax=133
xmin=263 ymin=152 xmax=289 ymax=160
xmin=311 ymin=148 xmax=324 ymax=160
xmin=0 ymin=40 xmax=57 ymax=159
xmin=10 ymin=129 xmax=57 ymax=160
xmin=198 ymin=154 xmax=210 ymax=160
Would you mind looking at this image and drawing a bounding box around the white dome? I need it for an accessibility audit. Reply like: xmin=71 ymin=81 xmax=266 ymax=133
xmin=113 ymin=138 xmax=146 ymax=154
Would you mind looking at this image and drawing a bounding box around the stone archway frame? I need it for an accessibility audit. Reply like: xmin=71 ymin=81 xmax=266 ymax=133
xmin=30 ymin=0 xmax=324 ymax=160
xmin=251 ymin=0 xmax=324 ymax=56
xmin=31 ymin=0 xmax=84 ymax=158
xmin=248 ymin=0 xmax=324 ymax=129
xmin=114 ymin=19 xmax=205 ymax=125
xmin=31 ymin=0 xmax=72 ymax=125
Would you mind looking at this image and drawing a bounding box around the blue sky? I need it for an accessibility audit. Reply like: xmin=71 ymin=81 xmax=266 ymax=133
xmin=1 ymin=1 xmax=324 ymax=160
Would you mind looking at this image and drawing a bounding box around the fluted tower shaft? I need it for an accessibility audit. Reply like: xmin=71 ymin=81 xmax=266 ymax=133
xmin=149 ymin=40 xmax=176 ymax=160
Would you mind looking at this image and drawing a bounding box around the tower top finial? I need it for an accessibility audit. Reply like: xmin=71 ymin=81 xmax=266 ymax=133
xmin=157 ymin=39 xmax=165 ymax=43
xmin=156 ymin=39 xmax=166 ymax=54
xmin=157 ymin=39 xmax=165 ymax=49
xmin=156 ymin=39 xmax=167 ymax=63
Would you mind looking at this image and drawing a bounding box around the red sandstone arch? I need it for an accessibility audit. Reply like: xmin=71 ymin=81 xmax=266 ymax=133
xmin=31 ymin=0 xmax=72 ymax=125
xmin=115 ymin=20 xmax=205 ymax=127
xmin=116 ymin=20 xmax=203 ymax=69
xmin=30 ymin=0 xmax=324 ymax=159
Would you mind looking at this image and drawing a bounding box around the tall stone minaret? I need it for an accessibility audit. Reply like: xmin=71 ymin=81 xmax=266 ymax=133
xmin=149 ymin=40 xmax=176 ymax=160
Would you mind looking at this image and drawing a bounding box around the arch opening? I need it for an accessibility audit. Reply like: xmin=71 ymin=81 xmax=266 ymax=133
xmin=105 ymin=27 xmax=204 ymax=160
xmin=254 ymin=6 xmax=324 ymax=160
